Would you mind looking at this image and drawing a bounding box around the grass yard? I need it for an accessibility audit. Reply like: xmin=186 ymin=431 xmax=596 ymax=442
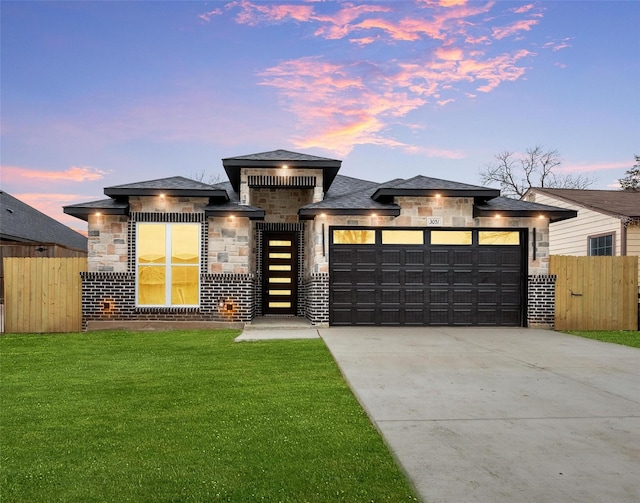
xmin=563 ymin=330 xmax=640 ymax=348
xmin=0 ymin=330 xmax=419 ymax=503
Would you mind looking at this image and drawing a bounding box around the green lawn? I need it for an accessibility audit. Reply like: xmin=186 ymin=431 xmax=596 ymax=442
xmin=563 ymin=330 xmax=640 ymax=348
xmin=0 ymin=330 xmax=419 ymax=503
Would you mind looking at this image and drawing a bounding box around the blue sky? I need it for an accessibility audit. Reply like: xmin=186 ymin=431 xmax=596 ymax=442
xmin=1 ymin=0 xmax=638 ymax=232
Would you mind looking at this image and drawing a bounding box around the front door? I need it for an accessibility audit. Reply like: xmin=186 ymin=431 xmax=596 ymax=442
xmin=263 ymin=232 xmax=297 ymax=315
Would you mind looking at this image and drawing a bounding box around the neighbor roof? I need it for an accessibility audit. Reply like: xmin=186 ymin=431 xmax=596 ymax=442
xmin=222 ymin=149 xmax=342 ymax=193
xmin=1 ymin=191 xmax=88 ymax=250
xmin=527 ymin=188 xmax=640 ymax=221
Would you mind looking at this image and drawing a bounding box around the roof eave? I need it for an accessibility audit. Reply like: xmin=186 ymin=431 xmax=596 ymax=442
xmin=204 ymin=207 xmax=265 ymax=221
xmin=299 ymin=207 xmax=401 ymax=220
xmin=104 ymin=187 xmax=228 ymax=199
xmin=63 ymin=206 xmax=129 ymax=222
xmin=473 ymin=206 xmax=578 ymax=223
xmin=372 ymin=188 xmax=500 ymax=202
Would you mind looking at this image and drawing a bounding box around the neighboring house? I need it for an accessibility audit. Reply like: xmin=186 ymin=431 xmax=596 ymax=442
xmin=64 ymin=149 xmax=576 ymax=330
xmin=523 ymin=188 xmax=640 ymax=285
xmin=0 ymin=190 xmax=88 ymax=302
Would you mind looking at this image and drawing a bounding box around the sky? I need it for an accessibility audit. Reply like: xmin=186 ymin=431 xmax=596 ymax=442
xmin=1 ymin=0 xmax=639 ymax=234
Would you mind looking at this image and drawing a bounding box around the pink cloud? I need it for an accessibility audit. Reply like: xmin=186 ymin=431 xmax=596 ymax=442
xmin=195 ymin=2 xmax=546 ymax=155
xmin=544 ymin=38 xmax=572 ymax=51
xmin=492 ymin=19 xmax=539 ymax=40
xmin=2 ymin=165 xmax=107 ymax=183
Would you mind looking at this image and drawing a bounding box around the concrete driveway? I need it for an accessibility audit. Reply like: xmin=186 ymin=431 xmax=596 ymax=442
xmin=320 ymin=327 xmax=640 ymax=503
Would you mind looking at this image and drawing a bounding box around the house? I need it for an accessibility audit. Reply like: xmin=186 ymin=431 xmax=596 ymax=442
xmin=1 ymin=191 xmax=88 ymax=302
xmin=523 ymin=188 xmax=640 ymax=285
xmin=64 ymin=149 xmax=576 ymax=330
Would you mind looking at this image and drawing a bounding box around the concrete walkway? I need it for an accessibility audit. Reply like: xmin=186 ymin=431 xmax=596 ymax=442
xmin=320 ymin=327 xmax=640 ymax=503
xmin=235 ymin=317 xmax=320 ymax=341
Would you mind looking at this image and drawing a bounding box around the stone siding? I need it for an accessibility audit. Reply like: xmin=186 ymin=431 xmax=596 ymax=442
xmin=208 ymin=216 xmax=250 ymax=274
xmin=87 ymin=214 xmax=129 ymax=272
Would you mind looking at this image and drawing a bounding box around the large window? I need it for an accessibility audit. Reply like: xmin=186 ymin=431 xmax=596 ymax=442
xmin=136 ymin=223 xmax=200 ymax=306
xmin=589 ymin=233 xmax=613 ymax=256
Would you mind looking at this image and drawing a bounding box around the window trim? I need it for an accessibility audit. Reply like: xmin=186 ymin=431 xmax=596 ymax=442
xmin=587 ymin=232 xmax=615 ymax=256
xmin=136 ymin=222 xmax=201 ymax=307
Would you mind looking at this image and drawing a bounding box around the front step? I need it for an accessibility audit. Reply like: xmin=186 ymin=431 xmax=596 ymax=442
xmin=244 ymin=316 xmax=313 ymax=330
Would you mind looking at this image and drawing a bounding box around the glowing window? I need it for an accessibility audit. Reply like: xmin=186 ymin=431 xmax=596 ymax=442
xmin=269 ymin=302 xmax=291 ymax=308
xmin=382 ymin=230 xmax=424 ymax=245
xmin=431 ymin=231 xmax=472 ymax=245
xmin=136 ymin=223 xmax=200 ymax=307
xmin=269 ymin=277 xmax=291 ymax=283
xmin=269 ymin=290 xmax=292 ymax=296
xmin=269 ymin=252 xmax=292 ymax=259
xmin=333 ymin=230 xmax=375 ymax=244
xmin=479 ymin=231 xmax=520 ymax=245
xmin=269 ymin=265 xmax=291 ymax=271
xmin=269 ymin=240 xmax=292 ymax=247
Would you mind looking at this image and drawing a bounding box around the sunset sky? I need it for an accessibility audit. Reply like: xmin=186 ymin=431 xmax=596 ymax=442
xmin=1 ymin=0 xmax=638 ymax=233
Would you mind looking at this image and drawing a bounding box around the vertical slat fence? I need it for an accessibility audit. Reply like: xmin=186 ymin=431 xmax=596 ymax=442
xmin=550 ymin=255 xmax=638 ymax=331
xmin=3 ymin=257 xmax=87 ymax=333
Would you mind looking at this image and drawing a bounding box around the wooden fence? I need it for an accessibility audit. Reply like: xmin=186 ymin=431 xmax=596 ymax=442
xmin=3 ymin=257 xmax=87 ymax=333
xmin=550 ymin=255 xmax=638 ymax=331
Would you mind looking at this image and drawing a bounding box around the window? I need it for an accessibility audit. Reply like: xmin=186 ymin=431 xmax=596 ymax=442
xmin=333 ymin=229 xmax=375 ymax=244
xmin=381 ymin=230 xmax=424 ymax=245
xmin=430 ymin=231 xmax=472 ymax=245
xmin=589 ymin=233 xmax=613 ymax=256
xmin=137 ymin=223 xmax=200 ymax=306
xmin=479 ymin=231 xmax=520 ymax=245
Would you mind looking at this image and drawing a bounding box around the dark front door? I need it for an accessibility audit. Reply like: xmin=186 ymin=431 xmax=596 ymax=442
xmin=263 ymin=232 xmax=297 ymax=315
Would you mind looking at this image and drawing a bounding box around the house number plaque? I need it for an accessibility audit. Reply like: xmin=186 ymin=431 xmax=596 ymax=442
xmin=427 ymin=216 xmax=443 ymax=226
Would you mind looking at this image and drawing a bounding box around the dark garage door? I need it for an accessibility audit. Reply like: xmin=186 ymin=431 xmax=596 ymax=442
xmin=329 ymin=228 xmax=526 ymax=326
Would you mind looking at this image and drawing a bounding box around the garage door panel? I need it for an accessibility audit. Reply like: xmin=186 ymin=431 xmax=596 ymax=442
xmin=356 ymin=289 xmax=376 ymax=304
xmin=329 ymin=228 xmax=524 ymax=327
xmin=356 ymin=249 xmax=376 ymax=264
xmin=406 ymin=250 xmax=425 ymax=264
xmin=453 ymin=269 xmax=473 ymax=285
xmin=382 ymin=250 xmax=401 ymax=264
xmin=355 ymin=309 xmax=376 ymax=325
xmin=381 ymin=268 xmax=401 ymax=284
xmin=405 ymin=289 xmax=424 ymax=304
xmin=430 ymin=250 xmax=450 ymax=265
xmin=405 ymin=269 xmax=424 ymax=284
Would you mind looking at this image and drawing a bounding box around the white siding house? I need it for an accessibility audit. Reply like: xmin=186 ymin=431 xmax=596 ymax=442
xmin=524 ymin=188 xmax=640 ymax=286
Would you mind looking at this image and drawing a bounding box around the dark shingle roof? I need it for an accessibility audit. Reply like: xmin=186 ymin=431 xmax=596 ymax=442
xmin=104 ymin=176 xmax=228 ymax=199
xmin=527 ymin=188 xmax=640 ymax=220
xmin=222 ymin=149 xmax=342 ymax=193
xmin=1 ymin=191 xmax=88 ymax=249
xmin=372 ymin=175 xmax=500 ymax=202
xmin=474 ymin=196 xmax=577 ymax=222
xmin=63 ymin=198 xmax=130 ymax=221
xmin=299 ymin=175 xmax=401 ymax=219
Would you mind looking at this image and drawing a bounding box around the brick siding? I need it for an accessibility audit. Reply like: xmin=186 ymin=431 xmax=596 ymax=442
xmin=527 ymin=275 xmax=556 ymax=328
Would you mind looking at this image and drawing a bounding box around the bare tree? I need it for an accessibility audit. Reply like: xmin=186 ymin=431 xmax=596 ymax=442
xmin=188 ymin=171 xmax=223 ymax=185
xmin=479 ymin=145 xmax=595 ymax=198
xmin=618 ymin=155 xmax=640 ymax=191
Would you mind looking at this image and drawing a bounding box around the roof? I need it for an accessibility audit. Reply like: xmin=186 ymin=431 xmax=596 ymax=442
xmin=222 ymin=149 xmax=342 ymax=193
xmin=526 ymin=188 xmax=640 ymax=220
xmin=474 ymin=196 xmax=577 ymax=222
xmin=299 ymin=175 xmax=401 ymax=219
xmin=1 ymin=191 xmax=88 ymax=250
xmin=104 ymin=176 xmax=228 ymax=199
xmin=300 ymin=175 xmax=577 ymax=222
xmin=372 ymin=175 xmax=500 ymax=202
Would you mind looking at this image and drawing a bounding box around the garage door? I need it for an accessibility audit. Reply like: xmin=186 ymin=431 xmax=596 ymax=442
xmin=329 ymin=228 xmax=526 ymax=326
